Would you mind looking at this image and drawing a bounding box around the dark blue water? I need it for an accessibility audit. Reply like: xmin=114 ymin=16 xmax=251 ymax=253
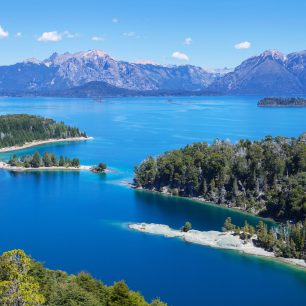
xmin=0 ymin=96 xmax=306 ymax=306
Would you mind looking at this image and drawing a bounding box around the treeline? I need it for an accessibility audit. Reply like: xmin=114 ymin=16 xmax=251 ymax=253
xmin=223 ymin=217 xmax=305 ymax=260
xmin=9 ymin=151 xmax=80 ymax=168
xmin=0 ymin=249 xmax=166 ymax=306
xmin=258 ymin=97 xmax=306 ymax=107
xmin=134 ymin=134 xmax=306 ymax=222
xmin=0 ymin=114 xmax=87 ymax=148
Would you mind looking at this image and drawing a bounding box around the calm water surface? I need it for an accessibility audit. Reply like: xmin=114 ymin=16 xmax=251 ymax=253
xmin=0 ymin=96 xmax=306 ymax=306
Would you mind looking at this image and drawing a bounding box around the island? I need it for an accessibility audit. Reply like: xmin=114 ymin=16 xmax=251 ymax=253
xmin=258 ymin=97 xmax=306 ymax=107
xmin=134 ymin=133 xmax=306 ymax=223
xmin=0 ymin=249 xmax=166 ymax=306
xmin=129 ymin=220 xmax=306 ymax=269
xmin=0 ymin=114 xmax=91 ymax=152
xmin=0 ymin=151 xmax=108 ymax=173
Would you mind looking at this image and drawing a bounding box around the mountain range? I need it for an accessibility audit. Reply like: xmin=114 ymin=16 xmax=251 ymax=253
xmin=0 ymin=49 xmax=305 ymax=96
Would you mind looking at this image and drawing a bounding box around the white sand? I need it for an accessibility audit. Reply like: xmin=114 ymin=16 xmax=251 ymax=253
xmin=129 ymin=223 xmax=306 ymax=269
xmin=0 ymin=136 xmax=93 ymax=153
xmin=0 ymin=161 xmax=92 ymax=172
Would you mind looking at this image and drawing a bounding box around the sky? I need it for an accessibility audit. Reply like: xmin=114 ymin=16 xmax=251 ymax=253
xmin=0 ymin=0 xmax=306 ymax=68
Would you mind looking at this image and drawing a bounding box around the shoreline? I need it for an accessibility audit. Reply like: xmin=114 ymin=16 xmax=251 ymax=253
xmin=131 ymin=185 xmax=275 ymax=224
xmin=0 ymin=161 xmax=111 ymax=173
xmin=0 ymin=136 xmax=93 ymax=153
xmin=128 ymin=223 xmax=306 ymax=270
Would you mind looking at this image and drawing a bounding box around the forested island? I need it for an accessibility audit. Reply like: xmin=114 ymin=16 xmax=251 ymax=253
xmin=134 ymin=134 xmax=306 ymax=222
xmin=0 ymin=114 xmax=89 ymax=151
xmin=0 ymin=249 xmax=166 ymax=306
xmin=8 ymin=151 xmax=80 ymax=168
xmin=258 ymin=97 xmax=306 ymax=107
xmin=0 ymin=151 xmax=108 ymax=173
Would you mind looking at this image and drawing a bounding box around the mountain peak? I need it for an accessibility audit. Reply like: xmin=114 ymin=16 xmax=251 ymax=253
xmin=260 ymin=49 xmax=287 ymax=61
xmin=23 ymin=57 xmax=42 ymax=65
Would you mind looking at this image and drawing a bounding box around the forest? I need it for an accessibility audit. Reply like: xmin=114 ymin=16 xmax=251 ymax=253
xmin=9 ymin=151 xmax=80 ymax=168
xmin=134 ymin=134 xmax=306 ymax=222
xmin=0 ymin=249 xmax=166 ymax=306
xmin=0 ymin=114 xmax=87 ymax=148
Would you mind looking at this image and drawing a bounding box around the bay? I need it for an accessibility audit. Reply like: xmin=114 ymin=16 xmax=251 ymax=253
xmin=0 ymin=96 xmax=306 ymax=306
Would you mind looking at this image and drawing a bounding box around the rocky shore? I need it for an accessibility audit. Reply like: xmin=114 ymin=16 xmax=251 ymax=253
xmin=129 ymin=223 xmax=306 ymax=269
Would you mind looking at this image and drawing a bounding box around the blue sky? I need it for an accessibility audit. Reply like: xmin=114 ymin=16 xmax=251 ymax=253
xmin=0 ymin=0 xmax=305 ymax=68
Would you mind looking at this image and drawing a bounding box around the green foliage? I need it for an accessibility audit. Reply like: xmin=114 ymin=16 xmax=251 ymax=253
xmin=134 ymin=134 xmax=306 ymax=221
xmin=223 ymin=217 xmax=235 ymax=231
xmin=0 ymin=114 xmax=86 ymax=148
xmin=226 ymin=218 xmax=306 ymax=260
xmin=181 ymin=221 xmax=192 ymax=232
xmin=0 ymin=249 xmax=45 ymax=306
xmin=0 ymin=250 xmax=167 ymax=306
xmin=92 ymin=162 xmax=107 ymax=173
xmin=9 ymin=152 xmax=81 ymax=168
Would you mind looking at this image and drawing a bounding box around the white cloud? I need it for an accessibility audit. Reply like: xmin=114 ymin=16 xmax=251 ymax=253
xmin=38 ymin=31 xmax=62 ymax=42
xmin=92 ymin=36 xmax=104 ymax=41
xmin=0 ymin=25 xmax=9 ymax=38
xmin=16 ymin=32 xmax=22 ymax=37
xmin=172 ymin=51 xmax=189 ymax=61
xmin=37 ymin=31 xmax=78 ymax=42
xmin=112 ymin=17 xmax=118 ymax=23
xmin=184 ymin=37 xmax=192 ymax=45
xmin=123 ymin=31 xmax=136 ymax=37
xmin=234 ymin=41 xmax=251 ymax=49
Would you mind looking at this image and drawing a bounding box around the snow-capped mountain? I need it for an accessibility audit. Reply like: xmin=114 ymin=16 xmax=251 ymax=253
xmin=0 ymin=49 xmax=306 ymax=95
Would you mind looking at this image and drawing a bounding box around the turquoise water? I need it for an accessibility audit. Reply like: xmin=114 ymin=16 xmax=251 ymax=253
xmin=0 ymin=96 xmax=306 ymax=306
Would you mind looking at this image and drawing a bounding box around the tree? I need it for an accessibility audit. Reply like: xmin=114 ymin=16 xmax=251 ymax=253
xmin=181 ymin=221 xmax=192 ymax=232
xmin=223 ymin=217 xmax=235 ymax=231
xmin=31 ymin=151 xmax=41 ymax=168
xmin=0 ymin=249 xmax=45 ymax=306
xmin=42 ymin=152 xmax=52 ymax=167
xmin=71 ymin=158 xmax=80 ymax=168
xmin=8 ymin=154 xmax=18 ymax=166
xmin=59 ymin=155 xmax=65 ymax=167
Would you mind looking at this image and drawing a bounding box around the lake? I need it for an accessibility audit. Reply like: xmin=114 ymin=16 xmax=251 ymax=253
xmin=0 ymin=96 xmax=306 ymax=306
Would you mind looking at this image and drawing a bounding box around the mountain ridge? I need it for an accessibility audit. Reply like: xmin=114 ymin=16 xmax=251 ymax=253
xmin=1 ymin=49 xmax=306 ymax=96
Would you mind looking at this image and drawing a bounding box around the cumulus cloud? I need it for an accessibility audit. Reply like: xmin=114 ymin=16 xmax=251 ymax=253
xmin=112 ymin=17 xmax=118 ymax=23
xmin=37 ymin=31 xmax=78 ymax=42
xmin=0 ymin=25 xmax=9 ymax=38
xmin=92 ymin=36 xmax=104 ymax=41
xmin=38 ymin=31 xmax=62 ymax=42
xmin=16 ymin=32 xmax=22 ymax=37
xmin=184 ymin=37 xmax=192 ymax=45
xmin=234 ymin=41 xmax=251 ymax=49
xmin=172 ymin=51 xmax=189 ymax=61
xmin=123 ymin=31 xmax=136 ymax=37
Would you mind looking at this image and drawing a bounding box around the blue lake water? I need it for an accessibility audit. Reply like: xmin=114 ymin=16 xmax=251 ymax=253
xmin=0 ymin=96 xmax=306 ymax=306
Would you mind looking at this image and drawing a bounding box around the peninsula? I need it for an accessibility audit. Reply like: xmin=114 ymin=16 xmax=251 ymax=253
xmin=134 ymin=133 xmax=306 ymax=222
xmin=258 ymin=97 xmax=306 ymax=107
xmin=129 ymin=222 xmax=306 ymax=269
xmin=0 ymin=114 xmax=91 ymax=152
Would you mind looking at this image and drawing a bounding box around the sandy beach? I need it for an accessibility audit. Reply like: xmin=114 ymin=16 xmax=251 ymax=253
xmin=0 ymin=161 xmax=93 ymax=172
xmin=129 ymin=223 xmax=306 ymax=269
xmin=0 ymin=136 xmax=93 ymax=153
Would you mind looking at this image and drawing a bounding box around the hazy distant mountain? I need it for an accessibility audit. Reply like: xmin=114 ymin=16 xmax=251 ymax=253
xmin=0 ymin=49 xmax=306 ymax=96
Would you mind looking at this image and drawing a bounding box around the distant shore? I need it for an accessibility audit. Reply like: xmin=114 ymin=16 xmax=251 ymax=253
xmin=0 ymin=136 xmax=93 ymax=153
xmin=129 ymin=223 xmax=306 ymax=270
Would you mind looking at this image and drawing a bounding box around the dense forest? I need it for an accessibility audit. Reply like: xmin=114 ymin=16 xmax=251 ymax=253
xmin=134 ymin=134 xmax=306 ymax=222
xmin=258 ymin=97 xmax=306 ymax=107
xmin=9 ymin=151 xmax=80 ymax=168
xmin=0 ymin=249 xmax=166 ymax=306
xmin=223 ymin=217 xmax=305 ymax=260
xmin=0 ymin=114 xmax=87 ymax=148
